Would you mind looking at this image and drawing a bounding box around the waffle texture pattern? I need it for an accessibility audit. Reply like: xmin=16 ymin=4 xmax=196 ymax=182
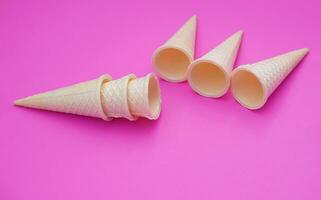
xmin=200 ymin=30 xmax=243 ymax=73
xmin=101 ymin=74 xmax=136 ymax=120
xmin=15 ymin=75 xmax=110 ymax=120
xmin=160 ymin=15 xmax=196 ymax=60
xmin=238 ymin=48 xmax=308 ymax=96
xmin=15 ymin=74 xmax=161 ymax=121
xmin=128 ymin=74 xmax=160 ymax=120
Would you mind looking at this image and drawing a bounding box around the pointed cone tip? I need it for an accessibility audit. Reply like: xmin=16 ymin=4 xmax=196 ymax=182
xmin=187 ymin=15 xmax=197 ymax=23
xmin=300 ymin=48 xmax=309 ymax=54
xmin=220 ymin=30 xmax=243 ymax=44
xmin=232 ymin=30 xmax=244 ymax=39
xmin=237 ymin=30 xmax=244 ymax=35
xmin=289 ymin=48 xmax=309 ymax=57
xmin=14 ymin=96 xmax=33 ymax=107
xmin=14 ymin=98 xmax=25 ymax=106
xmin=235 ymin=29 xmax=243 ymax=34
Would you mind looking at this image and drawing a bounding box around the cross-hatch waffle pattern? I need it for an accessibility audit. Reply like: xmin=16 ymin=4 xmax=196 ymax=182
xmin=15 ymin=74 xmax=160 ymax=121
xmin=241 ymin=49 xmax=308 ymax=96
xmin=128 ymin=77 xmax=150 ymax=119
xmin=165 ymin=16 xmax=196 ymax=60
xmin=203 ymin=31 xmax=242 ymax=73
xmin=15 ymin=78 xmax=108 ymax=119
xmin=101 ymin=74 xmax=136 ymax=121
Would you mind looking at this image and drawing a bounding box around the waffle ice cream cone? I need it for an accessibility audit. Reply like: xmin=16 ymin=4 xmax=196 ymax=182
xmin=188 ymin=30 xmax=243 ymax=98
xmin=152 ymin=15 xmax=197 ymax=82
xmin=15 ymin=73 xmax=162 ymax=121
xmin=101 ymin=74 xmax=137 ymax=120
xmin=231 ymin=48 xmax=309 ymax=110
xmin=14 ymin=75 xmax=112 ymax=120
xmin=128 ymin=73 xmax=161 ymax=120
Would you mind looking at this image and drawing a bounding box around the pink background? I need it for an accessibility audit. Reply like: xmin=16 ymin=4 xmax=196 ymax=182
xmin=1 ymin=0 xmax=321 ymax=199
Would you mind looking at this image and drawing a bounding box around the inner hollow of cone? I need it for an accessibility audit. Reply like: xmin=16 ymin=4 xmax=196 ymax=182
xmin=231 ymin=69 xmax=265 ymax=109
xmin=148 ymin=75 xmax=161 ymax=119
xmin=154 ymin=48 xmax=191 ymax=82
xmin=189 ymin=61 xmax=228 ymax=97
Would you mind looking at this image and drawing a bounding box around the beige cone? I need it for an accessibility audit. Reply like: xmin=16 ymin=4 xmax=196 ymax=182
xmin=231 ymin=48 xmax=309 ymax=110
xmin=101 ymin=74 xmax=137 ymax=121
xmin=188 ymin=30 xmax=243 ymax=98
xmin=128 ymin=73 xmax=161 ymax=120
xmin=152 ymin=15 xmax=197 ymax=83
xmin=15 ymin=73 xmax=162 ymax=121
xmin=14 ymin=75 xmax=112 ymax=120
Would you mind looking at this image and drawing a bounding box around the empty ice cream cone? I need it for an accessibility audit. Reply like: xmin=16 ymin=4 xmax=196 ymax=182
xmin=128 ymin=73 xmax=161 ymax=120
xmin=188 ymin=30 xmax=243 ymax=98
xmin=231 ymin=48 xmax=309 ymax=110
xmin=152 ymin=15 xmax=197 ymax=82
xmin=15 ymin=73 xmax=162 ymax=121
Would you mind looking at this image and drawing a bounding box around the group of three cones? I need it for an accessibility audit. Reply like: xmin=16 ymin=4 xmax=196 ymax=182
xmin=152 ymin=15 xmax=309 ymax=109
xmin=15 ymin=73 xmax=161 ymax=121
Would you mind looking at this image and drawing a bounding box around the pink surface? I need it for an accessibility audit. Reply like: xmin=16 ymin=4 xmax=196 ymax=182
xmin=1 ymin=0 xmax=321 ymax=199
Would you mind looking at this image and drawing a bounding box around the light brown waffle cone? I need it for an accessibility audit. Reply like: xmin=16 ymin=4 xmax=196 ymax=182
xmin=101 ymin=74 xmax=137 ymax=121
xmin=16 ymin=73 xmax=163 ymax=121
xmin=128 ymin=73 xmax=161 ymax=120
xmin=152 ymin=16 xmax=197 ymax=82
xmin=231 ymin=48 xmax=309 ymax=110
xmin=188 ymin=30 xmax=243 ymax=98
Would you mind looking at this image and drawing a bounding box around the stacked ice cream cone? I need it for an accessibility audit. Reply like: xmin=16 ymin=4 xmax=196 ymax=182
xmin=15 ymin=73 xmax=161 ymax=121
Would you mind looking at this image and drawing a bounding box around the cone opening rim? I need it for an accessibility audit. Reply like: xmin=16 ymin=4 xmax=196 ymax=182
xmin=152 ymin=46 xmax=193 ymax=82
xmin=231 ymin=68 xmax=267 ymax=110
xmin=98 ymin=75 xmax=113 ymax=121
xmin=146 ymin=73 xmax=161 ymax=119
xmin=188 ymin=60 xmax=230 ymax=98
xmin=123 ymin=74 xmax=138 ymax=121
